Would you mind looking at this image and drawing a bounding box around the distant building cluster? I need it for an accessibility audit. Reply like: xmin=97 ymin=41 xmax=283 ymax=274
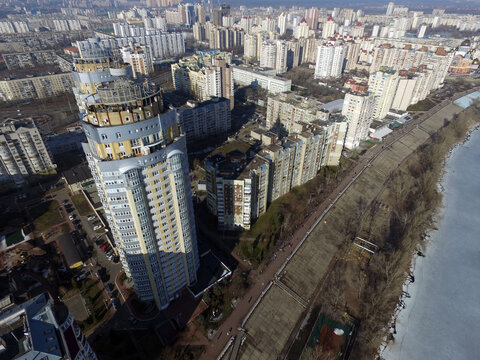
xmin=2 ymin=0 xmax=480 ymax=329
xmin=77 ymin=29 xmax=185 ymax=63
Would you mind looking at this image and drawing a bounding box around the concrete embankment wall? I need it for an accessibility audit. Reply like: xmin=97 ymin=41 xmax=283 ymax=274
xmin=237 ymin=99 xmax=468 ymax=360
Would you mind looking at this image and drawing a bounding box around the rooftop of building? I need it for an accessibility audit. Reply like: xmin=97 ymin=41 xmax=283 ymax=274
xmin=94 ymin=78 xmax=163 ymax=106
xmin=321 ymin=98 xmax=345 ymax=113
xmin=232 ymin=64 xmax=291 ymax=81
xmin=188 ymin=250 xmax=231 ymax=298
xmin=0 ymin=64 xmax=66 ymax=80
xmin=62 ymin=165 xmax=92 ymax=186
xmin=0 ymin=118 xmax=37 ymax=134
xmin=207 ymin=149 xmax=268 ymax=181
xmin=57 ymin=233 xmax=83 ymax=269
xmin=268 ymin=92 xmax=327 ymax=111
xmin=0 ymin=293 xmax=68 ymax=360
xmin=177 ymin=97 xmax=230 ymax=111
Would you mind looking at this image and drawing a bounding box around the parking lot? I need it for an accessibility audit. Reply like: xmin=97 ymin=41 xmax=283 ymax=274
xmin=52 ymin=186 xmax=124 ymax=316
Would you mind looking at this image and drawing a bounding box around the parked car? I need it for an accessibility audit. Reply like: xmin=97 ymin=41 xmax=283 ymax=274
xmin=75 ymin=273 xmax=87 ymax=282
xmin=93 ymin=224 xmax=102 ymax=231
xmin=69 ymin=214 xmax=75 ymax=220
xmin=87 ymin=215 xmax=96 ymax=221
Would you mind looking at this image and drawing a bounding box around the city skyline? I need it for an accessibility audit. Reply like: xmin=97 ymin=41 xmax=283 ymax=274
xmin=0 ymin=1 xmax=479 ymax=359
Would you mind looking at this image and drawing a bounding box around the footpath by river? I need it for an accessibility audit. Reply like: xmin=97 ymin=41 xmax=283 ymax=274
xmin=381 ymin=127 xmax=480 ymax=360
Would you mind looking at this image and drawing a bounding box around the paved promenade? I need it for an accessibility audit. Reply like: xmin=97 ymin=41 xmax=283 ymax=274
xmin=199 ymin=89 xmax=478 ymax=360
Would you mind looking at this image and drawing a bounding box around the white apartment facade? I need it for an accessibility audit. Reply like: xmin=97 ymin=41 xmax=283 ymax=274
xmin=368 ymin=68 xmax=400 ymax=119
xmin=232 ymin=66 xmax=292 ymax=94
xmin=0 ymin=119 xmax=56 ymax=183
xmin=314 ymin=42 xmax=346 ymax=78
xmin=342 ymin=92 xmax=376 ymax=149
xmin=260 ymin=41 xmax=277 ymax=69
xmin=80 ymin=81 xmax=200 ymax=310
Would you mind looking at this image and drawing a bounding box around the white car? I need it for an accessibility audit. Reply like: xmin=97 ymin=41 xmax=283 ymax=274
xmin=93 ymin=224 xmax=102 ymax=231
xmin=87 ymin=215 xmax=96 ymax=221
xmin=69 ymin=215 xmax=75 ymax=221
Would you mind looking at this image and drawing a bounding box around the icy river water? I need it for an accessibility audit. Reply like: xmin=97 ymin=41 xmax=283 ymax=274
xmin=382 ymin=127 xmax=480 ymax=360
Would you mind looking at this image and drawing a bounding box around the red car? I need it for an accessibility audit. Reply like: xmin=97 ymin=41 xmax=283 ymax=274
xmin=100 ymin=243 xmax=108 ymax=251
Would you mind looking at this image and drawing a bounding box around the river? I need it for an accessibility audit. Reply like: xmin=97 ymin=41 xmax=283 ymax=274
xmin=381 ymin=127 xmax=480 ymax=360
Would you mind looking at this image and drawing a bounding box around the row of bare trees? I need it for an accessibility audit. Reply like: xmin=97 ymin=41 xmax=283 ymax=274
xmin=351 ymin=103 xmax=480 ymax=358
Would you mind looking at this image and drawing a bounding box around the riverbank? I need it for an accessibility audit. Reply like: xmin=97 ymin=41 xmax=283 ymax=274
xmin=345 ymin=102 xmax=480 ymax=359
xmin=380 ymin=125 xmax=480 ymax=359
xmin=222 ymin=90 xmax=480 ymax=360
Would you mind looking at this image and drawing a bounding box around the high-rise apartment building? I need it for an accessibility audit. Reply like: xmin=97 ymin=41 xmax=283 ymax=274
xmin=184 ymin=3 xmax=195 ymax=27
xmin=73 ymin=47 xmax=199 ymax=309
xmin=193 ymin=22 xmax=206 ymax=41
xmin=266 ymin=93 xmax=329 ymax=133
xmin=275 ymin=40 xmax=288 ymax=74
xmin=386 ymin=2 xmax=395 ymax=16
xmin=418 ymin=24 xmax=427 ymax=38
xmin=244 ymin=33 xmax=257 ymax=60
xmin=0 ymin=293 xmax=97 ymax=360
xmin=0 ymin=119 xmax=56 ymax=183
xmin=322 ymin=121 xmax=348 ymax=167
xmin=72 ymin=44 xmax=129 ymax=113
xmin=178 ymin=98 xmax=231 ymax=143
xmin=155 ymin=16 xmax=168 ymax=31
xmin=222 ymin=15 xmax=234 ymax=28
xmin=207 ymin=26 xmax=245 ymax=50
xmin=211 ymin=9 xmax=223 ymax=26
xmin=262 ymin=17 xmax=277 ymax=33
xmin=342 ymin=92 xmax=376 ymax=149
xmin=206 ymin=120 xmax=347 ymax=230
xmin=256 ymin=32 xmax=269 ymax=60
xmin=391 ymin=74 xmax=418 ymax=111
xmin=0 ymin=72 xmax=73 ymax=103
xmin=171 ymin=52 xmax=234 ymax=110
xmin=76 ymin=33 xmax=185 ymax=62
xmin=240 ymin=16 xmax=254 ymax=33
xmin=194 ymin=3 xmax=206 ymax=23
xmin=277 ymin=12 xmax=288 ymax=36
xmin=314 ymin=42 xmax=346 ymax=78
xmin=121 ymin=46 xmax=153 ymax=79
xmin=294 ymin=18 xmax=310 ymax=39
xmin=80 ymin=79 xmax=199 ymax=310
xmin=322 ymin=16 xmax=337 ymax=38
xmin=368 ymin=68 xmax=399 ymax=119
xmin=206 ymin=153 xmax=269 ymax=230
xmin=206 ymin=124 xmax=339 ymax=231
xmin=305 ymin=7 xmax=319 ymax=30
xmin=144 ymin=16 xmax=167 ymax=31
xmin=260 ymin=41 xmax=277 ymax=69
